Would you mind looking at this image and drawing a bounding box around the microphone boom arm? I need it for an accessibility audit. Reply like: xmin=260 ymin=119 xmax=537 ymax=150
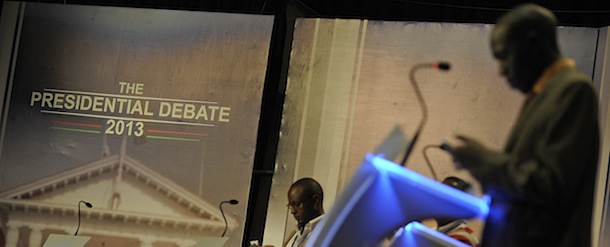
xmin=400 ymin=62 xmax=450 ymax=167
xmin=400 ymin=64 xmax=429 ymax=166
xmin=220 ymin=199 xmax=239 ymax=237
xmin=74 ymin=200 xmax=92 ymax=236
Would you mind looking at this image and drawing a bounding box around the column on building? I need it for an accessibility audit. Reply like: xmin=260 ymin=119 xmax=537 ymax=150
xmin=176 ymin=240 xmax=194 ymax=247
xmin=5 ymin=222 xmax=22 ymax=247
xmin=28 ymin=225 xmax=43 ymax=247
xmin=139 ymin=236 xmax=156 ymax=247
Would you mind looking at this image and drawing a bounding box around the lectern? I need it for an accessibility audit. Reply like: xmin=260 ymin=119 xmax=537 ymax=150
xmin=43 ymin=234 xmax=91 ymax=247
xmin=306 ymin=154 xmax=489 ymax=247
xmin=194 ymin=236 xmax=228 ymax=247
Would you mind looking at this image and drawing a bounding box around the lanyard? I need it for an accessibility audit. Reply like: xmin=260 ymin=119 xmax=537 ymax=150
xmin=291 ymin=229 xmax=311 ymax=247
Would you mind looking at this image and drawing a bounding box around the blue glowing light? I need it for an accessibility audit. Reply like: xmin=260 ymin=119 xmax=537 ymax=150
xmin=370 ymin=154 xmax=490 ymax=219
xmin=306 ymin=154 xmax=490 ymax=247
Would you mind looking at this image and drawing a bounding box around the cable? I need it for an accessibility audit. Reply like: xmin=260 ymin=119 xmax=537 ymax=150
xmin=422 ymin=144 xmax=440 ymax=181
xmin=260 ymin=1 xmax=267 ymax=14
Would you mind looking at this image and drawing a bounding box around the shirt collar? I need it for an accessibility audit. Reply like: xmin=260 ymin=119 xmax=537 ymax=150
xmin=297 ymin=214 xmax=324 ymax=233
xmin=530 ymin=58 xmax=576 ymax=94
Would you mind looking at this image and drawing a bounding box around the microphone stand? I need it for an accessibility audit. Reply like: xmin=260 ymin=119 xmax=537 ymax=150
xmin=74 ymin=200 xmax=92 ymax=236
xmin=220 ymin=199 xmax=239 ymax=237
xmin=399 ymin=62 xmax=450 ymax=167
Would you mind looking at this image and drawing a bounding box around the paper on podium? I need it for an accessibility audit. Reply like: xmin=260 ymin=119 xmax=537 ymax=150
xmin=388 ymin=222 xmax=470 ymax=247
xmin=194 ymin=237 xmax=228 ymax=247
xmin=43 ymin=234 xmax=91 ymax=247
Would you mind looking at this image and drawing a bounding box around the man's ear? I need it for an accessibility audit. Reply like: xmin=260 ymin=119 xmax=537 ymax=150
xmin=312 ymin=194 xmax=322 ymax=208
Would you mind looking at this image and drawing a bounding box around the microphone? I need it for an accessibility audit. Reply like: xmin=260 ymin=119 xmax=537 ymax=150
xmin=220 ymin=199 xmax=239 ymax=237
xmin=74 ymin=200 xmax=93 ymax=236
xmin=399 ymin=62 xmax=451 ymax=167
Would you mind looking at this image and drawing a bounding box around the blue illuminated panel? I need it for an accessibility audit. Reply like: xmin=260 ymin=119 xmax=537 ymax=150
xmin=306 ymin=154 xmax=489 ymax=247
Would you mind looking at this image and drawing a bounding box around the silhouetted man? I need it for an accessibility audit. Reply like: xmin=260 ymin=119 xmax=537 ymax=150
xmin=442 ymin=4 xmax=599 ymax=247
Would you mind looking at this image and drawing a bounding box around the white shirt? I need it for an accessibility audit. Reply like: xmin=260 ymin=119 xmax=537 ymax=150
xmin=285 ymin=215 xmax=324 ymax=247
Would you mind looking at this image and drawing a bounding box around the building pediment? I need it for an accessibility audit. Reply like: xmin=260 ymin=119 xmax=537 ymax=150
xmin=0 ymin=154 xmax=236 ymax=231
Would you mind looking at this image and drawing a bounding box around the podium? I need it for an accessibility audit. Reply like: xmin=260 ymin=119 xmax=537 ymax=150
xmin=306 ymin=154 xmax=489 ymax=247
xmin=194 ymin=236 xmax=228 ymax=247
xmin=43 ymin=234 xmax=91 ymax=247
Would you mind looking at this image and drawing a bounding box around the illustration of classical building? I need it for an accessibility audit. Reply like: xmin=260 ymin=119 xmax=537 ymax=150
xmin=0 ymin=153 xmax=236 ymax=247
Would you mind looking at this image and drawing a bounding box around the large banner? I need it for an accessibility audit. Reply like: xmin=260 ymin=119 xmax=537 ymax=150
xmin=0 ymin=2 xmax=273 ymax=247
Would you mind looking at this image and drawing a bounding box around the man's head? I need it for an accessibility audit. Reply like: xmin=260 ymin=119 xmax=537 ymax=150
xmin=491 ymin=4 xmax=561 ymax=93
xmin=442 ymin=176 xmax=472 ymax=194
xmin=435 ymin=177 xmax=474 ymax=226
xmin=287 ymin=178 xmax=324 ymax=229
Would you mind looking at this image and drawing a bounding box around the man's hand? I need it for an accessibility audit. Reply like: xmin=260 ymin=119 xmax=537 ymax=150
xmin=441 ymin=134 xmax=495 ymax=171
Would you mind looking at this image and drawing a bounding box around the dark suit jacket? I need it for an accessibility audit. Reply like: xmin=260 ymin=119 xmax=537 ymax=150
xmin=477 ymin=66 xmax=600 ymax=247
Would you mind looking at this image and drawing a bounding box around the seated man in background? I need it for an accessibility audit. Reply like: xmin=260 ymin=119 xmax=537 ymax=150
xmin=435 ymin=176 xmax=480 ymax=247
xmin=263 ymin=177 xmax=325 ymax=247
xmin=383 ymin=176 xmax=480 ymax=247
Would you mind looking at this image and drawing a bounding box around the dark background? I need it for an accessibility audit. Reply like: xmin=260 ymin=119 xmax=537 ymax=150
xmin=7 ymin=0 xmax=610 ymax=26
xmin=3 ymin=0 xmax=610 ymax=246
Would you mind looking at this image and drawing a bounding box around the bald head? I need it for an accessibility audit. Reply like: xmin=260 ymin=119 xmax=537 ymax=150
xmin=289 ymin=178 xmax=324 ymax=204
xmin=491 ymin=4 xmax=561 ymax=93
xmin=288 ymin=178 xmax=324 ymax=228
xmin=495 ymin=4 xmax=559 ymax=52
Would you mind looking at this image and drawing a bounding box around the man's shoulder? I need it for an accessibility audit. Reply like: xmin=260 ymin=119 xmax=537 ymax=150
xmin=552 ymin=67 xmax=592 ymax=87
xmin=308 ymin=214 xmax=324 ymax=227
xmin=546 ymin=67 xmax=596 ymax=97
